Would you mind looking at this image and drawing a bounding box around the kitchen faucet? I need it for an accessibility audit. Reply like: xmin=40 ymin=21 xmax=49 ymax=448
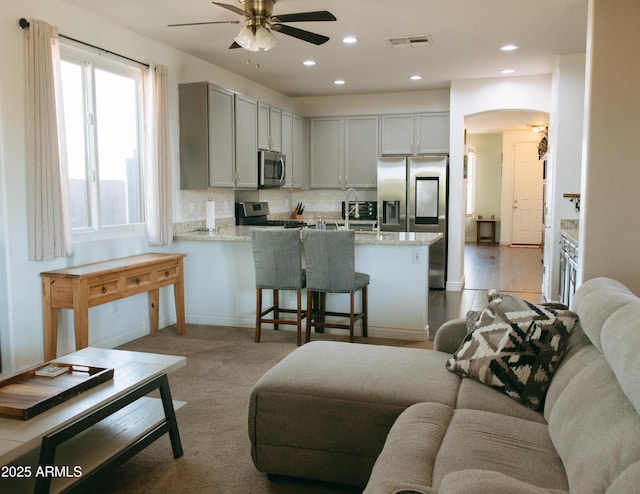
xmin=344 ymin=187 xmax=360 ymax=230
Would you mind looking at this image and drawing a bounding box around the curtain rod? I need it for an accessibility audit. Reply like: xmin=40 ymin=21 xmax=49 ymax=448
xmin=19 ymin=18 xmax=150 ymax=69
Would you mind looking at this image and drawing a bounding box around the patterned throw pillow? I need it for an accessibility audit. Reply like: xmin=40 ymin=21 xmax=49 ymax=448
xmin=446 ymin=291 xmax=579 ymax=410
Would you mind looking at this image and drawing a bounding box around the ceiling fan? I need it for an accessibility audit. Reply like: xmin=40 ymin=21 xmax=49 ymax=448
xmin=168 ymin=1 xmax=337 ymax=52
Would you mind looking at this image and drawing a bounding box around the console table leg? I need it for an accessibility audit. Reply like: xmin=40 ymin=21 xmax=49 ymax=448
xmin=173 ymin=277 xmax=186 ymax=336
xmin=42 ymin=280 xmax=59 ymax=361
xmin=149 ymin=288 xmax=160 ymax=333
xmin=72 ymin=284 xmax=90 ymax=352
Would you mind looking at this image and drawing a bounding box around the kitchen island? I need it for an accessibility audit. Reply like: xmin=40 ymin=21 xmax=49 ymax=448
xmin=173 ymin=227 xmax=443 ymax=340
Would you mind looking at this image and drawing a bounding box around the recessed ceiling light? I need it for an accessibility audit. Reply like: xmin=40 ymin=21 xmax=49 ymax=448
xmin=334 ymin=79 xmax=346 ymax=85
xmin=501 ymin=69 xmax=515 ymax=74
xmin=342 ymin=36 xmax=358 ymax=44
xmin=302 ymin=60 xmax=316 ymax=66
xmin=409 ymin=75 xmax=422 ymax=81
xmin=500 ymin=44 xmax=519 ymax=51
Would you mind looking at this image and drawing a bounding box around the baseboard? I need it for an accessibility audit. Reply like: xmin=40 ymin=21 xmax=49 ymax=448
xmin=446 ymin=274 xmax=465 ymax=292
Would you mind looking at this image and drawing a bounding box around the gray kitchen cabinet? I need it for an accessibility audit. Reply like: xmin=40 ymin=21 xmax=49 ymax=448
xmin=380 ymin=112 xmax=449 ymax=155
xmin=310 ymin=115 xmax=378 ymax=189
xmin=234 ymin=94 xmax=258 ymax=188
xmin=281 ymin=111 xmax=293 ymax=188
xmin=310 ymin=117 xmax=344 ymax=188
xmin=179 ymin=82 xmax=235 ymax=189
xmin=345 ymin=115 xmax=379 ymax=188
xmin=293 ymin=115 xmax=309 ymax=189
xmin=380 ymin=114 xmax=414 ymax=155
xmin=415 ymin=112 xmax=450 ymax=154
xmin=257 ymin=102 xmax=282 ymax=152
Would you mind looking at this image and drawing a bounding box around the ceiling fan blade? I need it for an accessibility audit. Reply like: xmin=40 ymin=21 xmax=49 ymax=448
xmin=212 ymin=2 xmax=250 ymax=18
xmin=273 ymin=11 xmax=337 ymax=23
xmin=168 ymin=20 xmax=240 ymax=27
xmin=229 ymin=41 xmax=241 ymax=49
xmin=272 ymin=24 xmax=330 ymax=45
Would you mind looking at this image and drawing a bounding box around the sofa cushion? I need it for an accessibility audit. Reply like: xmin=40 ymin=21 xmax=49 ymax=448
xmin=455 ymin=378 xmax=547 ymax=424
xmin=363 ymin=402 xmax=453 ymax=494
xmin=438 ymin=470 xmax=569 ymax=494
xmin=432 ymin=409 xmax=568 ymax=491
xmin=601 ymin=302 xmax=640 ymax=415
xmin=571 ymin=277 xmax=637 ymax=352
xmin=446 ymin=291 xmax=577 ymax=410
xmin=547 ymin=355 xmax=640 ymax=493
xmin=543 ymin=326 xmax=596 ymax=422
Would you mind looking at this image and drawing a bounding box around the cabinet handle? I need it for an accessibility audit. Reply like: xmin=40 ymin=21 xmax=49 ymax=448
xmin=135 ymin=277 xmax=141 ymax=285
xmin=101 ymin=286 xmax=107 ymax=294
xmin=165 ymin=270 xmax=170 ymax=277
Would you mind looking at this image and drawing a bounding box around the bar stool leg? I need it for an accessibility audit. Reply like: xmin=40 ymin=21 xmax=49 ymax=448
xmin=296 ymin=289 xmax=302 ymax=346
xmin=362 ymin=286 xmax=368 ymax=337
xmin=273 ymin=290 xmax=279 ymax=331
xmin=305 ymin=290 xmax=314 ymax=343
xmin=255 ymin=288 xmax=262 ymax=343
xmin=349 ymin=292 xmax=355 ymax=343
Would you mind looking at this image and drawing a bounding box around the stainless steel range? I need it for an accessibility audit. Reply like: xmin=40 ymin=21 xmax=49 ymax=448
xmin=235 ymin=201 xmax=307 ymax=228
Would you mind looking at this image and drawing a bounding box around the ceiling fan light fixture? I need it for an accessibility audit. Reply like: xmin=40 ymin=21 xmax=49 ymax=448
xmin=255 ymin=25 xmax=277 ymax=51
xmin=234 ymin=24 xmax=277 ymax=52
xmin=234 ymin=26 xmax=257 ymax=51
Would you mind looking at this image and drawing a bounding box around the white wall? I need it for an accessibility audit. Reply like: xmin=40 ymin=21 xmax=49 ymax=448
xmin=579 ymin=0 xmax=640 ymax=294
xmin=294 ymin=90 xmax=450 ymax=117
xmin=448 ymin=76 xmax=552 ymax=290
xmin=543 ymin=53 xmax=585 ymax=301
xmin=0 ymin=0 xmax=295 ymax=373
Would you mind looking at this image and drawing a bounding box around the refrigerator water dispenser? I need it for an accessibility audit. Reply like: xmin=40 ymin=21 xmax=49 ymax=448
xmin=383 ymin=201 xmax=401 ymax=226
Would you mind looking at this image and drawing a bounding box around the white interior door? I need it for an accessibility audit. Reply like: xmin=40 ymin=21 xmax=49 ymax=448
xmin=511 ymin=142 xmax=543 ymax=244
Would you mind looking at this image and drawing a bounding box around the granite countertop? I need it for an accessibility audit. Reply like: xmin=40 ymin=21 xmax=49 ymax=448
xmin=174 ymin=226 xmax=443 ymax=247
xmin=560 ymin=219 xmax=579 ymax=245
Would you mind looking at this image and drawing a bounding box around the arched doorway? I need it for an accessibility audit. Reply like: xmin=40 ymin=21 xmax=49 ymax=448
xmin=463 ymin=109 xmax=547 ymax=291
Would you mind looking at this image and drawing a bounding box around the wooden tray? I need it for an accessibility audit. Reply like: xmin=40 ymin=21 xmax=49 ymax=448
xmin=0 ymin=363 xmax=114 ymax=420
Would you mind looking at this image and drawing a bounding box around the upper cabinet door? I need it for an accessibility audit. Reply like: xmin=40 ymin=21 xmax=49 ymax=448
xmin=281 ymin=111 xmax=293 ymax=188
xmin=234 ymin=94 xmax=258 ymax=189
xmin=345 ymin=116 xmax=379 ymax=188
xmin=257 ymin=102 xmax=282 ymax=152
xmin=415 ymin=112 xmax=450 ymax=154
xmin=380 ymin=114 xmax=414 ymax=155
xmin=269 ymin=107 xmax=282 ymax=152
xmin=310 ymin=117 xmax=344 ymax=188
xmin=207 ymin=85 xmax=235 ymax=187
xmin=257 ymin=102 xmax=270 ymax=150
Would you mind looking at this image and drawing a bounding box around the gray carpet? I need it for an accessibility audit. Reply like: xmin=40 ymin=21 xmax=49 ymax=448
xmin=85 ymin=325 xmax=430 ymax=493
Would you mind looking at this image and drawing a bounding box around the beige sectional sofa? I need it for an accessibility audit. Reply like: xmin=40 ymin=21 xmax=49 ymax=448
xmin=248 ymin=277 xmax=640 ymax=493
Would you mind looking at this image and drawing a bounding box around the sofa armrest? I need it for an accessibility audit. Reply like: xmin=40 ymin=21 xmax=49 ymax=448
xmin=433 ymin=318 xmax=468 ymax=353
xmin=439 ymin=470 xmax=566 ymax=494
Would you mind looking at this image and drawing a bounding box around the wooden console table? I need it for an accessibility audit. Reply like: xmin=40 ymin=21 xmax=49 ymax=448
xmin=476 ymin=218 xmax=498 ymax=244
xmin=41 ymin=253 xmax=186 ymax=360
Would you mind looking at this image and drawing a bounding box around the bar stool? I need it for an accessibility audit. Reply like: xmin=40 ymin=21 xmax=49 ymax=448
xmin=301 ymin=229 xmax=369 ymax=343
xmin=250 ymin=228 xmax=306 ymax=346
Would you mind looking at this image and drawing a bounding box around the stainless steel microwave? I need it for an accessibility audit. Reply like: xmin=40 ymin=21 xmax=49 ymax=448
xmin=258 ymin=150 xmax=285 ymax=188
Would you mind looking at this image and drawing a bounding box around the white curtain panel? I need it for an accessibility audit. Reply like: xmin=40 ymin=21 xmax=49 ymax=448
xmin=144 ymin=65 xmax=173 ymax=245
xmin=25 ymin=19 xmax=72 ymax=261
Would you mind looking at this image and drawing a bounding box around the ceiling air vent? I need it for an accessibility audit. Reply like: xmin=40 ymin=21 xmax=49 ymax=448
xmin=386 ymin=35 xmax=433 ymax=48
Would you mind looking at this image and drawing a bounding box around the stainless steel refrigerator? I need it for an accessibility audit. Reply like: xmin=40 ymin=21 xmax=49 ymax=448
xmin=377 ymin=156 xmax=448 ymax=289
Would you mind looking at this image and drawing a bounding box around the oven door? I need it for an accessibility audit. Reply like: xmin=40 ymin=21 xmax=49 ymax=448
xmin=259 ymin=151 xmax=285 ymax=188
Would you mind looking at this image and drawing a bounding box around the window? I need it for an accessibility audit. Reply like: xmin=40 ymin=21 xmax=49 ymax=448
xmin=465 ymin=147 xmax=476 ymax=218
xmin=60 ymin=47 xmax=144 ymax=234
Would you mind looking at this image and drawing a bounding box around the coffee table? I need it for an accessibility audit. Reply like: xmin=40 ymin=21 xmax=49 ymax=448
xmin=0 ymin=347 xmax=186 ymax=493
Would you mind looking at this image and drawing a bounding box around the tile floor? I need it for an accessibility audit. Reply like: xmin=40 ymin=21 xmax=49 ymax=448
xmin=428 ymin=243 xmax=544 ymax=334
